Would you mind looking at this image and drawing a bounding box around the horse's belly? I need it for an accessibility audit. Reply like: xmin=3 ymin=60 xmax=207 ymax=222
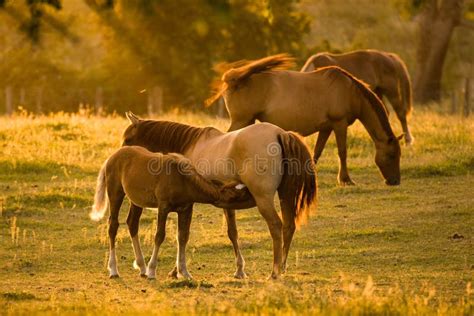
xmin=259 ymin=110 xmax=324 ymax=136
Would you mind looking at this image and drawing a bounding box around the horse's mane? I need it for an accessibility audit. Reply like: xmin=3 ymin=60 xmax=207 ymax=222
xmin=321 ymin=66 xmax=395 ymax=138
xmin=206 ymin=53 xmax=295 ymax=107
xmin=135 ymin=120 xmax=214 ymax=154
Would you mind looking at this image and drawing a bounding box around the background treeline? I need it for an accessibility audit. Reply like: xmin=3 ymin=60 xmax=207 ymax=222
xmin=0 ymin=0 xmax=473 ymax=114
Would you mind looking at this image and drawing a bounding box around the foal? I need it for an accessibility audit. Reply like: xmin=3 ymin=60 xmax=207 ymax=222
xmin=90 ymin=146 xmax=250 ymax=279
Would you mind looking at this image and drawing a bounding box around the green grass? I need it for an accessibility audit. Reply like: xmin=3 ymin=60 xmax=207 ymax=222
xmin=0 ymin=110 xmax=473 ymax=315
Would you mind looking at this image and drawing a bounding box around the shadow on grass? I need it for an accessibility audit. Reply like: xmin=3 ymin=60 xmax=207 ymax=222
xmin=167 ymin=279 xmax=214 ymax=289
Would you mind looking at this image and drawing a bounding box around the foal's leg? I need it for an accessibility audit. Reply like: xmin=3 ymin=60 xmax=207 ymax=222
xmin=107 ymin=189 xmax=125 ymax=278
xmin=313 ymin=129 xmax=332 ymax=164
xmin=174 ymin=205 xmax=193 ymax=279
xmin=278 ymin=192 xmax=296 ymax=274
xmin=224 ymin=208 xmax=247 ymax=279
xmin=146 ymin=207 xmax=169 ymax=279
xmin=126 ymin=203 xmax=146 ymax=277
xmin=333 ymin=122 xmax=355 ymax=185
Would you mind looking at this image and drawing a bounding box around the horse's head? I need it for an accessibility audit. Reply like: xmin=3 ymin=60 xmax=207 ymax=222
xmin=122 ymin=112 xmax=142 ymax=147
xmin=375 ymin=134 xmax=403 ymax=186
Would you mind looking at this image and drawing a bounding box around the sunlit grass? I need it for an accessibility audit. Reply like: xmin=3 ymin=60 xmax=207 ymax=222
xmin=0 ymin=109 xmax=473 ymax=314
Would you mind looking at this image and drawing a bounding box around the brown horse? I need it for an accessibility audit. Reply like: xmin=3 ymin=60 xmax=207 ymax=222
xmin=301 ymin=49 xmax=414 ymax=144
xmin=208 ymin=54 xmax=402 ymax=186
xmin=90 ymin=146 xmax=251 ymax=279
xmin=121 ymin=112 xmax=317 ymax=279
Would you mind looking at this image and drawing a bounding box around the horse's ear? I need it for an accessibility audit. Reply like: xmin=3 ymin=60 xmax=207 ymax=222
xmin=125 ymin=111 xmax=140 ymax=125
xmin=397 ymin=134 xmax=404 ymax=141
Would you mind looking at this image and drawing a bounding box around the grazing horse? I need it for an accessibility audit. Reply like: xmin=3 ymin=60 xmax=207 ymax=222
xmin=301 ymin=49 xmax=414 ymax=144
xmin=207 ymin=54 xmax=402 ymax=186
xmin=90 ymin=146 xmax=251 ymax=279
xmin=122 ymin=112 xmax=317 ymax=279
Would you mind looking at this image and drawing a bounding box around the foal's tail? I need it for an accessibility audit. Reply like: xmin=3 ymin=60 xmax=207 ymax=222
xmin=277 ymin=132 xmax=317 ymax=227
xmin=90 ymin=159 xmax=108 ymax=221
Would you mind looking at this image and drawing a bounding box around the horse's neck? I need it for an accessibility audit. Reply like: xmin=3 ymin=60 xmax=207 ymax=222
xmin=358 ymin=102 xmax=391 ymax=144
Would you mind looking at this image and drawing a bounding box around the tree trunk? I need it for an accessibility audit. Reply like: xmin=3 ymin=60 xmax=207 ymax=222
xmin=414 ymin=0 xmax=464 ymax=104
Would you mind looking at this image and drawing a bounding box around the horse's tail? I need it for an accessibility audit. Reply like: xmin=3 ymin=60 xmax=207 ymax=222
xmin=90 ymin=159 xmax=109 ymax=221
xmin=390 ymin=54 xmax=413 ymax=116
xmin=222 ymin=53 xmax=295 ymax=86
xmin=205 ymin=54 xmax=295 ymax=107
xmin=301 ymin=53 xmax=334 ymax=72
xmin=277 ymin=132 xmax=317 ymax=227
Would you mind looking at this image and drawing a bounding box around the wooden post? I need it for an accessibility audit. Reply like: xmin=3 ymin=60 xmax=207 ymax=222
xmin=147 ymin=86 xmax=163 ymax=116
xmin=147 ymin=88 xmax=153 ymax=116
xmin=464 ymin=78 xmax=471 ymax=117
xmin=5 ymin=86 xmax=13 ymax=115
xmin=450 ymin=91 xmax=457 ymax=114
xmin=35 ymin=87 xmax=43 ymax=114
xmin=19 ymin=87 xmax=26 ymax=106
xmin=95 ymin=86 xmax=104 ymax=115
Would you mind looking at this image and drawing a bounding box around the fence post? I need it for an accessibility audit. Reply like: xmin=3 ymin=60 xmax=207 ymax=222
xmin=5 ymin=86 xmax=13 ymax=115
xmin=464 ymin=78 xmax=471 ymax=117
xmin=19 ymin=87 xmax=26 ymax=106
xmin=95 ymin=86 xmax=104 ymax=115
xmin=450 ymin=90 xmax=457 ymax=114
xmin=35 ymin=87 xmax=43 ymax=114
xmin=147 ymin=86 xmax=163 ymax=117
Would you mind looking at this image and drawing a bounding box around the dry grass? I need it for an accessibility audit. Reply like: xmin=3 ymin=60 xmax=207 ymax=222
xmin=0 ymin=108 xmax=473 ymax=315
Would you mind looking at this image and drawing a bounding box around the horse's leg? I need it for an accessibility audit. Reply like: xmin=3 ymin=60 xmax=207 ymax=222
xmin=173 ymin=205 xmax=193 ymax=280
xmin=107 ymin=188 xmax=125 ymax=278
xmin=255 ymin=194 xmax=283 ymax=279
xmin=386 ymin=91 xmax=414 ymax=145
xmin=333 ymin=122 xmax=355 ymax=185
xmin=224 ymin=208 xmax=247 ymax=279
xmin=374 ymin=88 xmax=390 ymax=114
xmin=278 ymin=192 xmax=295 ymax=274
xmin=313 ymin=129 xmax=332 ymax=164
xmin=126 ymin=203 xmax=146 ymax=277
xmin=146 ymin=206 xmax=169 ymax=279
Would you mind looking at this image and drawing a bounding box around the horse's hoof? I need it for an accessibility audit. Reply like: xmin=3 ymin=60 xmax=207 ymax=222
xmin=233 ymin=271 xmax=248 ymax=279
xmin=147 ymin=275 xmax=156 ymax=280
xmin=266 ymin=273 xmax=280 ymax=281
xmin=338 ymin=179 xmax=356 ymax=186
xmin=168 ymin=269 xmax=178 ymax=279
xmin=140 ymin=273 xmax=147 ymax=278
xmin=109 ymin=274 xmax=120 ymax=279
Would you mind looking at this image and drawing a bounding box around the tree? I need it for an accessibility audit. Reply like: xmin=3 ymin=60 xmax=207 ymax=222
xmin=84 ymin=0 xmax=311 ymax=108
xmin=413 ymin=0 xmax=469 ymax=103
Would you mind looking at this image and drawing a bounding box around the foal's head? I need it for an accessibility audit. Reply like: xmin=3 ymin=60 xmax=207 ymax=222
xmin=375 ymin=135 xmax=402 ymax=186
xmin=213 ymin=181 xmax=252 ymax=204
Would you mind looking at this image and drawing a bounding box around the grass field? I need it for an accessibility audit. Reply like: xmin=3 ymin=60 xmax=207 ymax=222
xmin=0 ymin=108 xmax=473 ymax=315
